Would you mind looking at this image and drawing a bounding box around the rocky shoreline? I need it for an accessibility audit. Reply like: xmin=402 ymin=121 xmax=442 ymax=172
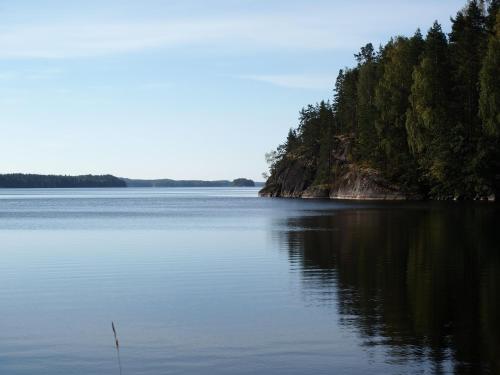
xmin=259 ymin=183 xmax=496 ymax=201
xmin=259 ymin=135 xmax=496 ymax=202
xmin=259 ymin=167 xmax=419 ymax=200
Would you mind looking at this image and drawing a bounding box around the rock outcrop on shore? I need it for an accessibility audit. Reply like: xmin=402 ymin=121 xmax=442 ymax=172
xmin=259 ymin=166 xmax=416 ymax=200
xmin=259 ymin=135 xmax=423 ymax=200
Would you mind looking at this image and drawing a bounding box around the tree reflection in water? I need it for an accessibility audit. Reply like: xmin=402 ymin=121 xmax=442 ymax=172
xmin=276 ymin=203 xmax=500 ymax=374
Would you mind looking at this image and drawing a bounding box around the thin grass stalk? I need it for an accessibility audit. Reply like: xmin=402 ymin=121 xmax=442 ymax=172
xmin=112 ymin=321 xmax=122 ymax=375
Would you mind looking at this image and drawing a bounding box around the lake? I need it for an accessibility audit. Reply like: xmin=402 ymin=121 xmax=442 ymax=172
xmin=0 ymin=187 xmax=498 ymax=374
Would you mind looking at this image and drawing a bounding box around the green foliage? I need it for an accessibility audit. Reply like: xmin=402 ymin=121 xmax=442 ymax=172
xmin=486 ymin=0 xmax=500 ymax=33
xmin=375 ymin=32 xmax=424 ymax=184
xmin=315 ymin=101 xmax=335 ymax=183
xmin=480 ymin=11 xmax=500 ymax=137
xmin=448 ymin=1 xmax=490 ymax=195
xmin=0 ymin=174 xmax=126 ymax=188
xmin=450 ymin=1 xmax=487 ymax=130
xmin=478 ymin=11 xmax=500 ymax=193
xmin=354 ymin=43 xmax=381 ymax=162
xmin=406 ymin=22 xmax=455 ymax=194
xmin=265 ymin=0 xmax=499 ymax=199
xmin=333 ymin=68 xmax=358 ymax=134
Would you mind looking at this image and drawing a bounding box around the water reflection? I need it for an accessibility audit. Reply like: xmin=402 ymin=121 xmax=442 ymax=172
xmin=277 ymin=204 xmax=500 ymax=374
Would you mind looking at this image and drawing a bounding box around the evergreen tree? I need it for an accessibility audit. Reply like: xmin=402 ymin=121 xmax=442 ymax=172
xmin=449 ymin=1 xmax=486 ymax=129
xmin=480 ymin=12 xmax=500 ymax=137
xmin=297 ymin=104 xmax=321 ymax=159
xmin=478 ymin=11 xmax=500 ymax=193
xmin=333 ymin=68 xmax=358 ymax=135
xmin=406 ymin=22 xmax=454 ymax=195
xmin=315 ymin=101 xmax=335 ymax=183
xmin=449 ymin=1 xmax=488 ymax=194
xmin=355 ymin=43 xmax=381 ymax=163
xmin=285 ymin=128 xmax=298 ymax=154
xmin=375 ymin=31 xmax=424 ymax=186
xmin=486 ymin=0 xmax=500 ymax=32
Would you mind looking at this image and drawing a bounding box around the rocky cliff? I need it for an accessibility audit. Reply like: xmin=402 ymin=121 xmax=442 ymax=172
xmin=259 ymin=135 xmax=419 ymax=200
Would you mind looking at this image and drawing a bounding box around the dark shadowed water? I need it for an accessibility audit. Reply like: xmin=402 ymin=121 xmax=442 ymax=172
xmin=0 ymin=188 xmax=498 ymax=375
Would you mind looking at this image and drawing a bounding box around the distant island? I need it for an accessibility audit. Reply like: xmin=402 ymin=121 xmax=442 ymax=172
xmin=261 ymin=0 xmax=499 ymax=201
xmin=123 ymin=177 xmax=257 ymax=188
xmin=0 ymin=174 xmax=258 ymax=188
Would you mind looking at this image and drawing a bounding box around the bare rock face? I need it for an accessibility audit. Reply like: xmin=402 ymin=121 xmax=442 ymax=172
xmin=259 ymin=160 xmax=316 ymax=198
xmin=329 ymin=166 xmax=409 ymax=200
xmin=259 ymin=135 xmax=418 ymax=200
xmin=302 ymin=185 xmax=331 ymax=199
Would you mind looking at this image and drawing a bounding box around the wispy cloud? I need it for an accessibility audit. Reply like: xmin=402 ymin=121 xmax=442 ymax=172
xmin=239 ymin=74 xmax=338 ymax=90
xmin=0 ymin=19 xmax=359 ymax=59
xmin=0 ymin=68 xmax=62 ymax=80
xmin=0 ymin=1 xmax=459 ymax=59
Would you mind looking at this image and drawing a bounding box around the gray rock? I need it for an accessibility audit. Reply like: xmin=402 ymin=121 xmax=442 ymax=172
xmin=259 ymin=135 xmax=420 ymax=201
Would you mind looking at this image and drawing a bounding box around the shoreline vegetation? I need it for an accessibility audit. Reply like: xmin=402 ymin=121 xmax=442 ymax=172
xmin=123 ymin=177 xmax=257 ymax=188
xmin=0 ymin=174 xmax=257 ymax=189
xmin=260 ymin=0 xmax=499 ymax=202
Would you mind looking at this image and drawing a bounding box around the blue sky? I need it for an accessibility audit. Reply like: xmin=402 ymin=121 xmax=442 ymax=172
xmin=0 ymin=0 xmax=466 ymax=180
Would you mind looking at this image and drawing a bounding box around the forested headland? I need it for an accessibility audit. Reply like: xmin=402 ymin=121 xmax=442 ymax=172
xmin=261 ymin=0 xmax=500 ymax=200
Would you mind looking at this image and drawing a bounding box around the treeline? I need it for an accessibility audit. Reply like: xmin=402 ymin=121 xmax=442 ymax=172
xmin=121 ymin=178 xmax=256 ymax=188
xmin=0 ymin=175 xmax=257 ymax=189
xmin=267 ymin=0 xmax=500 ymax=199
xmin=0 ymin=174 xmax=126 ymax=188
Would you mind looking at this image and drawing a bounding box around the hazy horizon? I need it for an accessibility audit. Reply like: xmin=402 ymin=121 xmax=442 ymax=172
xmin=0 ymin=0 xmax=465 ymax=181
xmin=0 ymin=172 xmax=264 ymax=182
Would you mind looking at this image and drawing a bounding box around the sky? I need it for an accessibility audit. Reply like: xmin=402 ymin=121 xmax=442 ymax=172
xmin=0 ymin=0 xmax=467 ymax=180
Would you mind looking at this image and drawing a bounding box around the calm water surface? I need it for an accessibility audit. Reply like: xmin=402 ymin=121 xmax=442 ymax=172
xmin=0 ymin=188 xmax=498 ymax=375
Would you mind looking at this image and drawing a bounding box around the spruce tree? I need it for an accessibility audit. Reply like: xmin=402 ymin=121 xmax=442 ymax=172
xmin=333 ymin=68 xmax=358 ymax=135
xmin=406 ymin=22 xmax=454 ymax=195
xmin=481 ymin=10 xmax=500 ymax=136
xmin=374 ymin=31 xmax=424 ymax=186
xmin=449 ymin=0 xmax=486 ymax=129
xmin=486 ymin=0 xmax=500 ymax=32
xmin=449 ymin=1 xmax=488 ymax=195
xmin=316 ymin=101 xmax=335 ymax=183
xmin=355 ymin=43 xmax=381 ymax=163
xmin=478 ymin=11 xmax=500 ymax=194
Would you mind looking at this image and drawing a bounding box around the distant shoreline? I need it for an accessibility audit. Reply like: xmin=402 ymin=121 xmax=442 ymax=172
xmin=0 ymin=173 xmax=261 ymax=189
xmin=122 ymin=177 xmax=259 ymax=188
